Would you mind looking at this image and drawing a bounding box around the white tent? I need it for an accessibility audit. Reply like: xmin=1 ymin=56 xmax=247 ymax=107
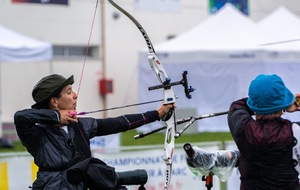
xmin=0 ymin=25 xmax=52 ymax=138
xmin=257 ymin=6 xmax=300 ymax=62
xmin=0 ymin=25 xmax=52 ymax=62
xmin=137 ymin=4 xmax=300 ymax=132
xmin=148 ymin=3 xmax=265 ymax=63
xmin=257 ymin=6 xmax=300 ymax=47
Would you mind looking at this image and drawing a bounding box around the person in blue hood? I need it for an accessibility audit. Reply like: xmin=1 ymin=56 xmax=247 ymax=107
xmin=228 ymin=74 xmax=300 ymax=190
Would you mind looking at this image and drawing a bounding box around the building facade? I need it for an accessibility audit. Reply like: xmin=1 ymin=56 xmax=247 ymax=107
xmin=0 ymin=0 xmax=299 ymax=126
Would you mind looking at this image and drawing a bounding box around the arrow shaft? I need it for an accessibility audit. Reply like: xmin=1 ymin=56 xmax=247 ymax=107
xmin=77 ymin=99 xmax=164 ymax=115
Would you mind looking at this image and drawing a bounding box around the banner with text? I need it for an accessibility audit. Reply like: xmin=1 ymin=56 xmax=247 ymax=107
xmin=0 ymin=142 xmax=226 ymax=190
xmin=95 ymin=144 xmax=222 ymax=190
xmin=12 ymin=0 xmax=68 ymax=5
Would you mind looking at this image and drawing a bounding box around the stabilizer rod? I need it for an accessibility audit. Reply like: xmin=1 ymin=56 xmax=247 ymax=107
xmin=134 ymin=110 xmax=228 ymax=139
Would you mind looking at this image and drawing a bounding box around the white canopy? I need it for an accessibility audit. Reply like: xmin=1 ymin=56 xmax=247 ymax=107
xmin=0 ymin=25 xmax=52 ymax=62
xmin=155 ymin=4 xmax=262 ymax=52
xmin=257 ymin=6 xmax=300 ymax=47
xmin=0 ymin=25 xmax=53 ymax=137
xmin=144 ymin=3 xmax=265 ymax=65
xmin=137 ymin=5 xmax=300 ymax=132
xmin=257 ymin=6 xmax=300 ymax=62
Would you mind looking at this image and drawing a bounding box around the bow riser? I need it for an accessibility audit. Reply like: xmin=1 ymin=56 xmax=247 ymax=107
xmin=148 ymin=53 xmax=176 ymax=104
xmin=164 ymin=117 xmax=176 ymax=164
xmin=163 ymin=116 xmax=175 ymax=190
xmin=149 ymin=50 xmax=176 ymax=190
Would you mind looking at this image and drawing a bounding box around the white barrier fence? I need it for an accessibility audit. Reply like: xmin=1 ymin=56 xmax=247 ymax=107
xmin=0 ymin=142 xmax=241 ymax=190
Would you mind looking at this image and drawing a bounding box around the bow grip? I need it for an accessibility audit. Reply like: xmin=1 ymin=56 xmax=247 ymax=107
xmin=162 ymin=107 xmax=174 ymax=121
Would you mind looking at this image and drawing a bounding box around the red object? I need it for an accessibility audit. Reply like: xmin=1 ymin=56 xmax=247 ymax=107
xmin=202 ymin=174 xmax=213 ymax=190
xmin=99 ymin=79 xmax=113 ymax=95
xmin=205 ymin=174 xmax=213 ymax=190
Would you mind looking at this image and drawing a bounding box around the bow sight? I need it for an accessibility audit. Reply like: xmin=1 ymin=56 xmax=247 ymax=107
xmin=148 ymin=71 xmax=195 ymax=99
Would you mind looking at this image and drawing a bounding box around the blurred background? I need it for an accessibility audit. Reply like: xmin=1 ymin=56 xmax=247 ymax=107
xmin=1 ymin=1 xmax=300 ymax=189
xmin=0 ymin=0 xmax=300 ymax=142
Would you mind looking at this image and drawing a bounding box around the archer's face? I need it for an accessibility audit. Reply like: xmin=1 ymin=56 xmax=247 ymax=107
xmin=57 ymin=84 xmax=77 ymax=110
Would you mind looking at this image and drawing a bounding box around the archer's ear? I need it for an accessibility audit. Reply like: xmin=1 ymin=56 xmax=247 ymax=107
xmin=50 ymin=97 xmax=58 ymax=109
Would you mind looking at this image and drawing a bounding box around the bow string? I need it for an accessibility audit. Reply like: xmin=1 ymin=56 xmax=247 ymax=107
xmin=77 ymin=0 xmax=99 ymax=97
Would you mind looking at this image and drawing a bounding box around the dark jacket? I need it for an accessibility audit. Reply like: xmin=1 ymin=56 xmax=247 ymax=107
xmin=14 ymin=108 xmax=160 ymax=190
xmin=67 ymin=157 xmax=117 ymax=190
xmin=228 ymin=98 xmax=300 ymax=190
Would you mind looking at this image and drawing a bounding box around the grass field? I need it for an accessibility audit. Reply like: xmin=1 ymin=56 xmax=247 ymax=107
xmin=121 ymin=129 xmax=233 ymax=146
xmin=0 ymin=129 xmax=234 ymax=152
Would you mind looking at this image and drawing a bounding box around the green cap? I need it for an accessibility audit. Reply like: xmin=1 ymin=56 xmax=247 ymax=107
xmin=31 ymin=74 xmax=74 ymax=109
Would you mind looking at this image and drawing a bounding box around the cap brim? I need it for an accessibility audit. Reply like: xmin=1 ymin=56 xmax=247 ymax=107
xmin=31 ymin=75 xmax=74 ymax=109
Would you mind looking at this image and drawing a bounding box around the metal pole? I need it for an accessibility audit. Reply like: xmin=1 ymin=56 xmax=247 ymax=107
xmin=100 ymin=0 xmax=108 ymax=118
xmin=0 ymin=60 xmax=2 ymax=137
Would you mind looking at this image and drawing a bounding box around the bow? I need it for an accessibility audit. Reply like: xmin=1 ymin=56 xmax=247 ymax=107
xmin=107 ymin=1 xmax=194 ymax=189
